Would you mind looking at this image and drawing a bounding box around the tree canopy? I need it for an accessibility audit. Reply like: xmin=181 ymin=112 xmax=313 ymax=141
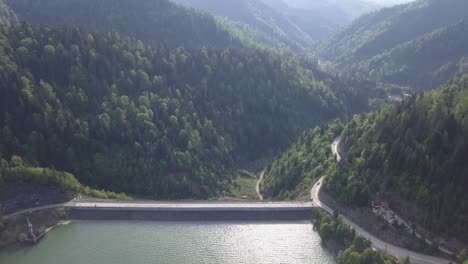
xmin=326 ymin=75 xmax=468 ymax=242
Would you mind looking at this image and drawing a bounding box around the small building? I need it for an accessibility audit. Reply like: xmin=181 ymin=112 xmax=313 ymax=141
xmin=372 ymin=201 xmax=397 ymax=224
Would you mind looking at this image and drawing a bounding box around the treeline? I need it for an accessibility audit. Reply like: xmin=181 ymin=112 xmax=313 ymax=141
xmin=5 ymin=0 xmax=314 ymax=52
xmin=5 ymin=0 xmax=245 ymax=49
xmin=312 ymin=208 xmax=402 ymax=264
xmin=263 ymin=120 xmax=343 ymax=199
xmin=0 ymin=155 xmax=127 ymax=200
xmin=9 ymin=0 xmax=440 ymax=96
xmin=326 ymin=75 xmax=468 ymax=242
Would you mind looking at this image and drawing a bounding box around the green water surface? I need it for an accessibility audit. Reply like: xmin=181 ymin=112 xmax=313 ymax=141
xmin=0 ymin=221 xmax=336 ymax=264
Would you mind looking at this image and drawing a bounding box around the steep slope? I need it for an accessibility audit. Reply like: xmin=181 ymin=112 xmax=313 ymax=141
xmin=0 ymin=24 xmax=231 ymax=198
xmin=0 ymin=12 xmax=374 ymax=199
xmin=325 ymin=75 xmax=468 ymax=242
xmin=260 ymin=0 xmax=381 ymax=41
xmin=5 ymin=0 xmax=246 ymax=49
xmin=263 ymin=120 xmax=343 ymax=199
xmin=260 ymin=0 xmax=342 ymax=41
xmin=351 ymin=20 xmax=468 ymax=90
xmin=283 ymin=0 xmax=381 ymax=23
xmin=265 ymin=75 xmax=468 ymax=242
xmin=172 ymin=0 xmax=313 ymax=52
xmin=0 ymin=0 xmax=385 ymax=200
xmin=317 ymin=0 xmax=468 ymax=90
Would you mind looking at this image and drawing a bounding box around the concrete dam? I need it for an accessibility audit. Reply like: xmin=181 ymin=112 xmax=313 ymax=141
xmin=67 ymin=201 xmax=315 ymax=221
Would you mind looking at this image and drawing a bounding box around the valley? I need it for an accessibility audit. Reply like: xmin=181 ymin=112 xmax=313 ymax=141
xmin=0 ymin=0 xmax=467 ymax=263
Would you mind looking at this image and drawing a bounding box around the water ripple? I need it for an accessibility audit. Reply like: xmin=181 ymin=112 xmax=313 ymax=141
xmin=0 ymin=221 xmax=336 ymax=264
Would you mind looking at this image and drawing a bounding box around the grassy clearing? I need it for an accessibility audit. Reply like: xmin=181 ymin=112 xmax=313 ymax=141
xmin=229 ymin=176 xmax=257 ymax=199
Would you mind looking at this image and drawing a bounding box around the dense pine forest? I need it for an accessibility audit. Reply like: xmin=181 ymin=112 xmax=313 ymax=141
xmin=326 ymin=75 xmax=468 ymax=241
xmin=0 ymin=24 xmax=230 ymax=198
xmin=265 ymin=75 xmax=468 ymax=242
xmin=5 ymin=0 xmax=248 ymax=49
xmin=351 ymin=20 xmax=468 ymax=90
xmin=262 ymin=120 xmax=343 ymax=199
xmin=0 ymin=0 xmax=466 ymax=232
xmin=5 ymin=0 xmax=315 ymax=52
xmin=0 ymin=0 xmax=467 ymax=261
xmin=0 ymin=0 xmax=379 ymax=198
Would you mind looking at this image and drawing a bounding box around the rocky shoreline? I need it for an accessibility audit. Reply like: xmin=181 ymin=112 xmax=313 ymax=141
xmin=0 ymin=208 xmax=69 ymax=249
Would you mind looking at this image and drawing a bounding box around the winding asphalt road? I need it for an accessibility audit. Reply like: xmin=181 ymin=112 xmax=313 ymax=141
xmin=311 ymin=137 xmax=452 ymax=264
xmin=332 ymin=136 xmax=341 ymax=162
xmin=256 ymin=170 xmax=265 ymax=200
xmin=4 ymin=201 xmax=73 ymax=219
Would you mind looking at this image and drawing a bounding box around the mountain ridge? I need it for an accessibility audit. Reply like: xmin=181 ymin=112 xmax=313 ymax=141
xmin=316 ymin=0 xmax=468 ymax=91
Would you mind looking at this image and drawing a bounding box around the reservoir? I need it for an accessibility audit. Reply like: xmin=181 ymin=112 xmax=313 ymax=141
xmin=0 ymin=221 xmax=336 ymax=264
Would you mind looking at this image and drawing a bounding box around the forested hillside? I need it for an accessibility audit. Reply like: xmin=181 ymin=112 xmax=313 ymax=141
xmin=259 ymin=0 xmax=341 ymax=41
xmin=0 ymin=0 xmax=380 ymax=199
xmin=317 ymin=0 xmax=468 ymax=90
xmin=350 ymin=20 xmax=468 ymax=90
xmin=261 ymin=0 xmax=380 ymax=41
xmin=265 ymin=75 xmax=468 ymax=241
xmin=0 ymin=23 xmax=231 ymax=198
xmin=282 ymin=0 xmax=380 ymax=23
xmin=172 ymin=0 xmax=313 ymax=52
xmin=263 ymin=120 xmax=343 ymax=199
xmin=5 ymin=0 xmax=248 ymax=49
xmin=325 ymin=75 xmax=468 ymax=241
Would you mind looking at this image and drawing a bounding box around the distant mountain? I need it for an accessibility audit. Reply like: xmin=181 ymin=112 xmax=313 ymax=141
xmin=259 ymin=0 xmax=382 ymax=41
xmin=354 ymin=20 xmax=468 ymax=91
xmin=283 ymin=0 xmax=381 ymax=21
xmin=171 ymin=0 xmax=314 ymax=52
xmin=260 ymin=0 xmax=342 ymax=41
xmin=317 ymin=0 xmax=468 ymax=91
xmin=172 ymin=0 xmax=381 ymax=50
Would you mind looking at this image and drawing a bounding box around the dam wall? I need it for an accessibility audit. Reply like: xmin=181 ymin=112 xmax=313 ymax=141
xmin=69 ymin=206 xmax=313 ymax=221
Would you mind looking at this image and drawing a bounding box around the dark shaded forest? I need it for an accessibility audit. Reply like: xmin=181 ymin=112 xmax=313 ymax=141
xmin=5 ymin=0 xmax=247 ymax=49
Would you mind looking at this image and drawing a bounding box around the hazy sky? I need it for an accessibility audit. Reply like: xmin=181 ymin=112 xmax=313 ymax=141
xmin=366 ymin=0 xmax=415 ymax=6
